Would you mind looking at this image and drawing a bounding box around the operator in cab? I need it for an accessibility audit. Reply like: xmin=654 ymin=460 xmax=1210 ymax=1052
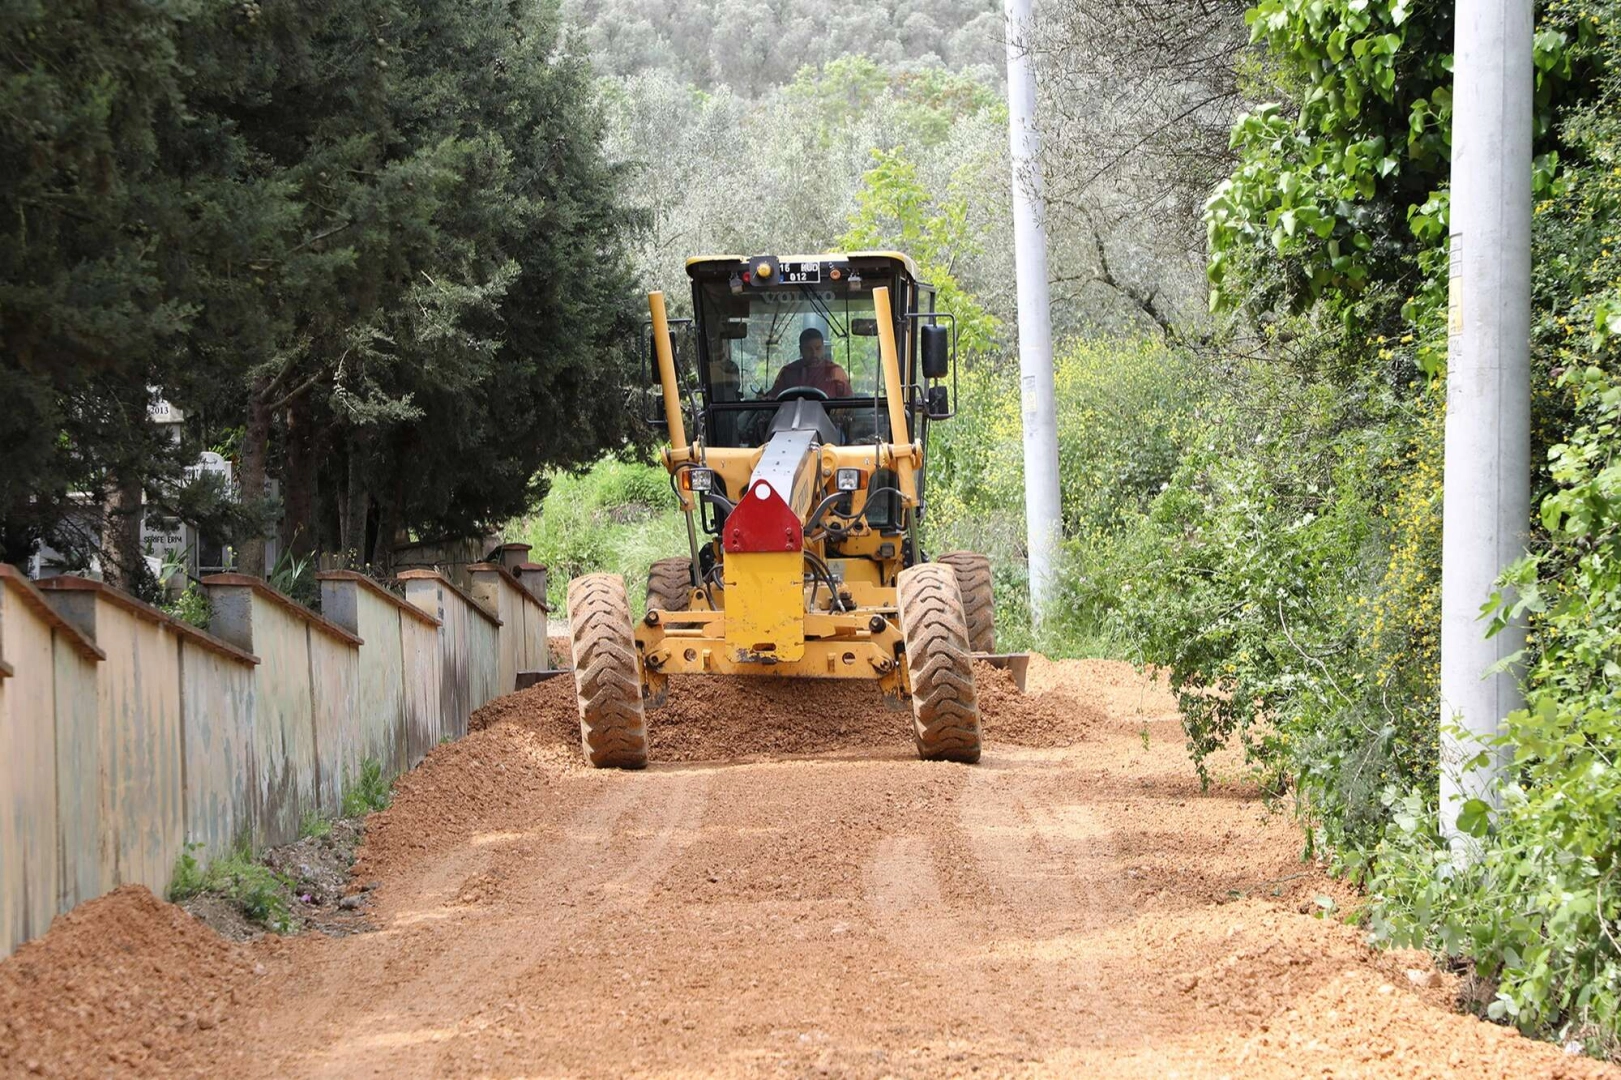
xmin=768 ymin=328 xmax=852 ymax=398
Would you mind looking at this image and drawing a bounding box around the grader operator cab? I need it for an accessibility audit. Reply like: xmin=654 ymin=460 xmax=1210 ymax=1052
xmin=566 ymin=252 xmax=1005 ymax=768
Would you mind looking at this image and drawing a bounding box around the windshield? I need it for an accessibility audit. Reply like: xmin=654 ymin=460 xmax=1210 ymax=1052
xmin=697 ymin=277 xmax=900 ymax=448
xmin=698 ymin=280 xmax=890 ymax=403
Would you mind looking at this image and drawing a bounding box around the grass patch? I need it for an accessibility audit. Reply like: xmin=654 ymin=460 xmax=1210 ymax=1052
xmin=300 ymin=810 xmax=333 ymax=839
xmin=341 ymin=758 xmax=393 ymax=818
xmin=506 ymin=456 xmax=687 ymax=616
xmin=169 ymin=843 xmax=294 ymax=933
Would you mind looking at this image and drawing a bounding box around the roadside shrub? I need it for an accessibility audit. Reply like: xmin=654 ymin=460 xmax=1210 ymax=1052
xmin=342 ymin=758 xmax=393 ymax=818
xmin=509 ymin=455 xmax=686 ymax=615
xmin=169 ymin=844 xmax=293 ymax=933
xmin=929 ymin=335 xmax=1207 ymax=656
xmin=1368 ymin=365 xmax=1621 ymax=1052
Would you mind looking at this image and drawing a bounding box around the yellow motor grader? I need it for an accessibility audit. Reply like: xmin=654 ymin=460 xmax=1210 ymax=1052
xmin=565 ymin=252 xmax=1003 ymax=768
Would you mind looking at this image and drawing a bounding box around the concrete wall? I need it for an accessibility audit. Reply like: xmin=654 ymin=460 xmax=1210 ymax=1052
xmin=467 ymin=563 xmax=551 ymax=693
xmin=0 ymin=560 xmax=523 ymax=960
xmin=400 ymin=569 xmax=502 ymax=748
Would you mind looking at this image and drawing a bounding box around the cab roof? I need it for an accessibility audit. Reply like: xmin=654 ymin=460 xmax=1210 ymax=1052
xmin=685 ymin=250 xmax=922 ymax=280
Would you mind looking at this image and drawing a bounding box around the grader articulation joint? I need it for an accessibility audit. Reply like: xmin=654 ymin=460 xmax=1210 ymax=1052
xmin=566 ymin=252 xmax=1008 ymax=768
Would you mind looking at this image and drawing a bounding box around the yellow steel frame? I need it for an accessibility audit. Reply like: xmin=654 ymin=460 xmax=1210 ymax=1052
xmin=636 ymin=283 xmax=922 ymax=710
xmin=637 ymin=600 xmax=908 ymax=707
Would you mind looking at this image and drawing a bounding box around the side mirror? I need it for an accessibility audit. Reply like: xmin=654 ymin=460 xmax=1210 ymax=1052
xmin=925 ymin=384 xmax=951 ymax=420
xmin=722 ymin=317 xmax=749 ymax=340
xmin=647 ymin=331 xmax=679 ymax=384
xmin=921 ymin=324 xmax=950 ymax=380
xmin=851 ymin=318 xmax=879 ymax=337
xmin=646 ymin=390 xmax=669 ymax=429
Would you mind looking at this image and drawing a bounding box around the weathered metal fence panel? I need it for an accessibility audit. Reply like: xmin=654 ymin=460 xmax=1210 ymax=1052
xmin=0 ymin=577 xmax=62 ymax=958
xmin=179 ymin=640 xmax=258 ymax=862
xmin=52 ymin=643 xmax=103 ymax=911
xmin=0 ymin=556 xmax=531 ymax=961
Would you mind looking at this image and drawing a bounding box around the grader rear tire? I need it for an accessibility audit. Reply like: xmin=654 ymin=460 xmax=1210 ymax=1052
xmin=647 ymin=557 xmax=693 ymax=612
xmin=897 ymin=563 xmax=983 ymax=763
xmin=938 ymin=551 xmax=995 ymax=653
xmin=566 ymin=573 xmax=649 ymax=769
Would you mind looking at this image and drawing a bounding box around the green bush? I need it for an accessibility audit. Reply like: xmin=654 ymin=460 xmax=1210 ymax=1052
xmin=342 ymin=758 xmax=394 ymax=818
xmin=928 ymin=335 xmax=1207 ymax=657
xmin=1368 ymin=365 xmax=1621 ymax=1052
xmin=169 ymin=844 xmax=293 ymax=933
xmin=507 ymin=455 xmax=687 ymax=615
xmin=162 ymin=583 xmax=212 ymax=630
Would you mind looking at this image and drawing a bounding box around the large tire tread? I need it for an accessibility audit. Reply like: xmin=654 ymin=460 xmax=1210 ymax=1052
xmin=647 ymin=557 xmax=693 ymax=613
xmin=567 ymin=573 xmax=649 ymax=769
xmin=937 ymin=551 xmax=995 ymax=653
xmin=897 ymin=563 xmax=983 ymax=763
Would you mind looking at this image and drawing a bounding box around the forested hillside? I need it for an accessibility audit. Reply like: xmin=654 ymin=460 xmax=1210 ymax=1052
xmin=560 ymin=0 xmax=1005 ymax=93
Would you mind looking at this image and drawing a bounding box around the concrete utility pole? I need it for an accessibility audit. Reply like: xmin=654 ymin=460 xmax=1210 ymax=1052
xmin=1004 ymin=0 xmax=1063 ymax=625
xmin=1439 ymin=0 xmax=1533 ymax=854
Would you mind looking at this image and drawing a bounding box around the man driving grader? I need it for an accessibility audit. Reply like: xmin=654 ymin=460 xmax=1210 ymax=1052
xmin=565 ymin=252 xmax=999 ymax=768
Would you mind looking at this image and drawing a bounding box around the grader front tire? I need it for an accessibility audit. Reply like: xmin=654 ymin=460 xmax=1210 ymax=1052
xmin=897 ymin=563 xmax=983 ymax=763
xmin=647 ymin=557 xmax=694 ymax=613
xmin=566 ymin=573 xmax=649 ymax=769
xmin=938 ymin=551 xmax=995 ymax=653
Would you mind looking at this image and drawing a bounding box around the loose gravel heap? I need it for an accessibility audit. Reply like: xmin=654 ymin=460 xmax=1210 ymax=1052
xmin=2 ymin=657 xmax=1614 ymax=1079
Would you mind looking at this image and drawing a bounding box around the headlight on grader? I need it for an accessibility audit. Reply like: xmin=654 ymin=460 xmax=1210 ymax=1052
xmin=683 ymin=467 xmax=715 ymax=493
xmin=835 ymin=468 xmax=862 ymax=492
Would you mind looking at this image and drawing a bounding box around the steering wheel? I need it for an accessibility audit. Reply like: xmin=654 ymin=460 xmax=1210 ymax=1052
xmin=774 ymin=385 xmax=829 ymax=402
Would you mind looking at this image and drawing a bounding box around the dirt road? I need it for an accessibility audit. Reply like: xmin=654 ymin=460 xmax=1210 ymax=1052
xmin=2 ymin=658 xmax=1613 ymax=1078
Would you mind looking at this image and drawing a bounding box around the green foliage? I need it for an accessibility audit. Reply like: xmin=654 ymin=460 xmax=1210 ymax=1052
xmin=162 ymin=583 xmax=213 ymax=631
xmin=839 ymin=148 xmax=1000 ymax=356
xmin=169 ymin=843 xmax=293 ymax=934
xmin=1368 ymin=363 xmax=1621 ymax=1050
xmin=169 ymin=844 xmax=206 ymax=902
xmin=1207 ymin=0 xmax=1575 ymax=340
xmin=508 ymin=457 xmax=686 ymax=615
xmin=1115 ymin=354 xmax=1444 ymax=859
xmin=341 ymin=759 xmax=393 ymax=819
xmin=2 ymin=0 xmax=643 ymax=574
xmin=268 ymin=548 xmax=318 ymax=610
xmin=928 ymin=336 xmax=1207 ymax=657
xmin=1180 ymin=0 xmax=1621 ymax=1056
xmin=783 ymin=57 xmax=1003 ymax=149
xmin=562 ymin=0 xmax=1004 ymax=95
xmin=300 ymin=812 xmax=333 ymax=840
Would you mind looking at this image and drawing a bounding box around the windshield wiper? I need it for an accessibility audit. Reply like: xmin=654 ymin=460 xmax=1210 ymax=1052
xmin=797 ymin=282 xmax=848 ymax=339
